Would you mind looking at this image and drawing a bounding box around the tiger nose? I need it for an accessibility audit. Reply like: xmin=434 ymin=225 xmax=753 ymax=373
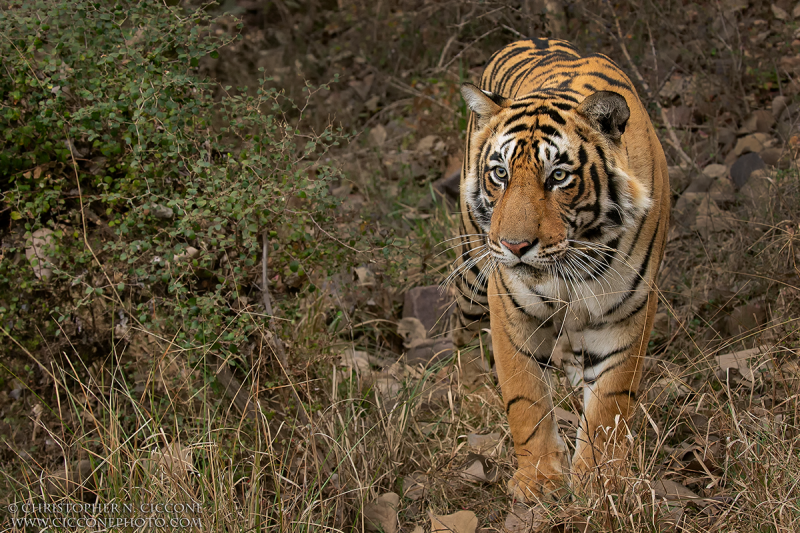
xmin=501 ymin=240 xmax=533 ymax=257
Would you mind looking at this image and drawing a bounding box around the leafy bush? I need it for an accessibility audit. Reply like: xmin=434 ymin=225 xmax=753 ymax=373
xmin=0 ymin=1 xmax=347 ymax=368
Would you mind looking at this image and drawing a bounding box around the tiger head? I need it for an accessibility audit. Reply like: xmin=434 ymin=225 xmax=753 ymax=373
xmin=461 ymin=83 xmax=652 ymax=273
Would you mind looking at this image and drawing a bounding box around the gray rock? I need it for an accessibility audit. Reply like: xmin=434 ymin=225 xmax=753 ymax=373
xmin=405 ymin=338 xmax=454 ymax=365
xmin=402 ymin=285 xmax=453 ymax=335
xmin=730 ymin=152 xmax=766 ymax=188
xmin=683 ymin=174 xmax=713 ymax=194
xmin=433 ymin=168 xmax=460 ymax=201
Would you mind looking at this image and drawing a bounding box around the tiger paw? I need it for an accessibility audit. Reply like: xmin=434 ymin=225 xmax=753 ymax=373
xmin=507 ymin=465 xmax=570 ymax=502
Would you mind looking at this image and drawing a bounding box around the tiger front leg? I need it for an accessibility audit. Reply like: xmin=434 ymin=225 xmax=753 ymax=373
xmin=488 ymin=273 xmax=570 ymax=502
xmin=571 ymin=293 xmax=656 ymax=484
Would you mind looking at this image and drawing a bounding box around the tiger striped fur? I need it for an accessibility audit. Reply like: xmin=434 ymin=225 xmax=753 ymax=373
xmin=449 ymin=39 xmax=670 ymax=500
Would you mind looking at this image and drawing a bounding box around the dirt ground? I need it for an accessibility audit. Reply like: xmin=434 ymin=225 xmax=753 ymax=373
xmin=3 ymin=1 xmax=800 ymax=532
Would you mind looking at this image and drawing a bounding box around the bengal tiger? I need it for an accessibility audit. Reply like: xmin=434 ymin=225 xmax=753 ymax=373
xmin=449 ymin=39 xmax=670 ymax=500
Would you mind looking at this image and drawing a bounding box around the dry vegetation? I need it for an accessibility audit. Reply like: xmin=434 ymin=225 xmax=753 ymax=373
xmin=2 ymin=0 xmax=800 ymax=532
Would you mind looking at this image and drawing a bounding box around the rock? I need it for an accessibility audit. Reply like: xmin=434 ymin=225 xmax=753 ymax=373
xmin=174 ymin=246 xmax=199 ymax=261
xmin=653 ymin=312 xmax=670 ymax=337
xmin=369 ymin=124 xmax=387 ymax=147
xmin=772 ymin=95 xmax=789 ymax=119
xmin=752 ymin=110 xmax=775 ymax=133
xmin=151 ymin=203 xmax=174 ymax=219
xmin=364 ymin=492 xmax=399 ymax=533
xmin=672 ymin=191 xmax=704 ymax=230
xmin=693 ymin=196 xmax=733 ymax=238
xmin=667 ymin=165 xmax=691 ymax=194
xmin=415 ymin=135 xmax=445 ymax=157
xmin=26 ymin=228 xmax=55 ymax=281
xmin=682 ymin=174 xmax=713 ymax=194
xmin=730 ymin=152 xmax=766 ymax=188
xmin=708 ymin=177 xmax=736 ymax=207
xmin=760 ymin=147 xmax=787 ymax=168
xmin=433 ymin=167 xmax=460 ymax=201
xmin=717 ymin=126 xmax=736 ymax=147
xmin=737 ymin=169 xmax=772 ymax=206
xmin=405 ymin=338 xmax=453 ymax=366
xmin=725 ymin=301 xmax=768 ymax=337
xmin=794 ymin=3 xmax=800 ymax=19
xmin=702 ymin=163 xmax=728 ymax=179
xmin=402 ymin=285 xmax=454 ymax=335
xmin=733 ymin=133 xmax=770 ymax=156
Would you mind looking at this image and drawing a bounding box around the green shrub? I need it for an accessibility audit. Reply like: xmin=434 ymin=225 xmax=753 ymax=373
xmin=0 ymin=0 xmax=347 ymax=366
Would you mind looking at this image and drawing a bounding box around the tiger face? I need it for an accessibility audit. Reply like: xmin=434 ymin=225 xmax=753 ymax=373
xmin=461 ymin=84 xmax=652 ymax=276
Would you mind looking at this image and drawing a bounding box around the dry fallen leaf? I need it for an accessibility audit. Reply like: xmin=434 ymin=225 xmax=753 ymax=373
xmin=653 ymin=478 xmax=699 ymax=501
xmin=403 ymin=472 xmax=427 ymax=501
xmin=430 ymin=510 xmax=478 ymax=533
xmin=140 ymin=442 xmax=195 ymax=480
xmin=466 ymin=432 xmax=501 ymax=452
xmin=459 ymin=453 xmax=499 ymax=484
xmin=364 ymin=492 xmax=399 ymax=533
xmin=369 ymin=124 xmax=387 ymax=147
xmin=504 ymin=503 xmax=546 ymax=532
xmin=554 ymin=407 xmax=580 ymax=427
xmin=716 ymin=345 xmax=768 ymax=383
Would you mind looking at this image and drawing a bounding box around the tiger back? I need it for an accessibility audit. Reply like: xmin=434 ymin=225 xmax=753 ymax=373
xmin=450 ymin=39 xmax=670 ymax=500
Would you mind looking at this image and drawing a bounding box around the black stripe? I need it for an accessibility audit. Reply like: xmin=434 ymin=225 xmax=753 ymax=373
xmin=506 ymin=395 xmax=536 ymax=414
xmin=584 ymin=359 xmax=624 ymax=384
xmin=581 ymin=342 xmax=633 ymax=367
xmin=520 ymin=423 xmax=542 ymax=446
xmin=605 ymin=389 xmax=638 ymax=402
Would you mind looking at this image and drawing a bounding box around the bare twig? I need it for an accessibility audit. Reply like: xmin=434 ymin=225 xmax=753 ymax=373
xmin=262 ymin=230 xmax=310 ymax=424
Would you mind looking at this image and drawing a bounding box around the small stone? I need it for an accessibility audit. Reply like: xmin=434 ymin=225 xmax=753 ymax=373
xmin=759 ymin=147 xmax=783 ymax=167
xmin=683 ymin=174 xmax=713 ymax=193
xmin=730 ymin=152 xmax=766 ymax=188
xmin=737 ymin=168 xmax=772 ymax=206
xmin=433 ymin=168 xmax=461 ymax=202
xmin=794 ymin=2 xmax=800 ymax=19
xmin=405 ymin=338 xmax=453 ymax=366
xmin=733 ymin=133 xmax=768 ymax=156
xmin=702 ymin=163 xmax=728 ymax=179
xmin=152 ymin=204 xmax=174 ymax=219
xmin=752 ymin=109 xmax=775 ymax=133
xmin=709 ymin=177 xmax=736 ymax=207
xmin=667 ymin=165 xmax=690 ymax=194
xmin=369 ymin=124 xmax=387 ymax=147
xmin=772 ymin=95 xmax=789 ymax=119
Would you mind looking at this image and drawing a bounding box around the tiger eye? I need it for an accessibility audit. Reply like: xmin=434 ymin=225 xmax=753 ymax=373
xmin=552 ymin=169 xmax=567 ymax=181
xmin=494 ymin=167 xmax=508 ymax=179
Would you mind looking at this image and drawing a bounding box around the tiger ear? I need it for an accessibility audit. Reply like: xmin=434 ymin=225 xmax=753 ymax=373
xmin=577 ymin=91 xmax=630 ymax=142
xmin=461 ymin=83 xmax=507 ymax=129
